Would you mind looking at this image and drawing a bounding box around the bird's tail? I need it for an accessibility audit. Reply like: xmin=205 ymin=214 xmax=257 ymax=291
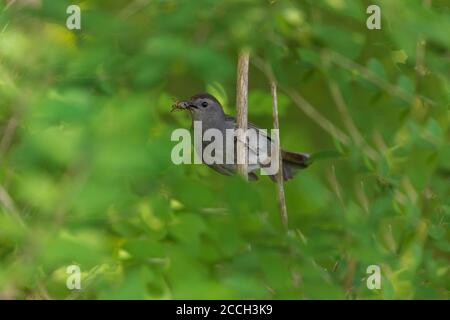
xmin=269 ymin=150 xmax=310 ymax=182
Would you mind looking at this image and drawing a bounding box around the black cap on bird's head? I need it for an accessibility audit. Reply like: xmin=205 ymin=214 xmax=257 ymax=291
xmin=174 ymin=93 xmax=225 ymax=121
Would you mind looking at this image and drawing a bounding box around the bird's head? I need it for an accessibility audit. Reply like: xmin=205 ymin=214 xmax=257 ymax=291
xmin=173 ymin=93 xmax=225 ymax=121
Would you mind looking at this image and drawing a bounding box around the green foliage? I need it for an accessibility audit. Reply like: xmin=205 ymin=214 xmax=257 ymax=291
xmin=0 ymin=0 xmax=448 ymax=299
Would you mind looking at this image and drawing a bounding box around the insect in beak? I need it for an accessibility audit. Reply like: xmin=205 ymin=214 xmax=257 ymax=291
xmin=170 ymin=99 xmax=197 ymax=112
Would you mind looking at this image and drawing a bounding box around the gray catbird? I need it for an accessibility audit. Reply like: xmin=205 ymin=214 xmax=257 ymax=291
xmin=173 ymin=93 xmax=310 ymax=181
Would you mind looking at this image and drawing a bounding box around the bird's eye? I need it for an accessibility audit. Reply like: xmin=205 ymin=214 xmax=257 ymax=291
xmin=202 ymin=101 xmax=208 ymax=108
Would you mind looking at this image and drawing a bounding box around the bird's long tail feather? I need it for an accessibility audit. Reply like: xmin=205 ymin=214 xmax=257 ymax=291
xmin=269 ymin=150 xmax=310 ymax=182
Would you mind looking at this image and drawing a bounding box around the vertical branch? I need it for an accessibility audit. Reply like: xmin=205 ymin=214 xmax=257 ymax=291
xmin=251 ymin=56 xmax=289 ymax=227
xmin=271 ymin=81 xmax=288 ymax=228
xmin=236 ymin=50 xmax=249 ymax=180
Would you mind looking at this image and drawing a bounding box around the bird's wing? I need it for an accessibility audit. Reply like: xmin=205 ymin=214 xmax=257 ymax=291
xmin=225 ymin=115 xmax=272 ymax=142
xmin=225 ymin=115 xmax=275 ymax=168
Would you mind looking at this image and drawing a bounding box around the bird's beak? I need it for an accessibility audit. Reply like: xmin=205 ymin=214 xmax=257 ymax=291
xmin=178 ymin=100 xmax=198 ymax=110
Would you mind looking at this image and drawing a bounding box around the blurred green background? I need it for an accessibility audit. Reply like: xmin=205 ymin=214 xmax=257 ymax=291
xmin=0 ymin=0 xmax=448 ymax=299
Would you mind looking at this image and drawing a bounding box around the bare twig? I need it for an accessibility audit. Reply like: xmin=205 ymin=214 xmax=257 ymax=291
xmin=327 ymin=79 xmax=379 ymax=161
xmin=5 ymin=0 xmax=16 ymax=10
xmin=327 ymin=165 xmax=345 ymax=208
xmin=343 ymin=256 xmax=356 ymax=297
xmin=271 ymin=81 xmax=288 ymax=229
xmin=0 ymin=183 xmax=26 ymax=229
xmin=355 ymin=180 xmax=370 ymax=214
xmin=4 ymin=0 xmax=40 ymax=11
xmin=119 ymin=0 xmax=151 ymax=19
xmin=0 ymin=116 xmax=18 ymax=162
xmin=327 ymin=50 xmax=435 ymax=106
xmin=252 ymin=56 xmax=351 ymax=146
xmin=284 ymin=88 xmax=351 ymax=146
xmin=250 ymin=56 xmax=289 ymax=227
xmin=0 ymin=183 xmax=17 ymax=214
xmin=236 ymin=50 xmax=250 ymax=180
xmin=251 ymin=55 xmax=272 ymax=81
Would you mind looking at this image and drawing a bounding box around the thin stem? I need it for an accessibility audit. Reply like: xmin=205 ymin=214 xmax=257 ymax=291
xmin=252 ymin=55 xmax=351 ymax=147
xmin=0 ymin=183 xmax=27 ymax=229
xmin=327 ymin=79 xmax=379 ymax=161
xmin=236 ymin=50 xmax=249 ymax=180
xmin=271 ymin=81 xmax=288 ymax=229
xmin=284 ymin=88 xmax=351 ymax=146
xmin=327 ymin=50 xmax=434 ymax=106
xmin=0 ymin=116 xmax=18 ymax=163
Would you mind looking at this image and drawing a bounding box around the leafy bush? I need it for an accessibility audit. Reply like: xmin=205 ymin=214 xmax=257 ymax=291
xmin=0 ymin=0 xmax=448 ymax=299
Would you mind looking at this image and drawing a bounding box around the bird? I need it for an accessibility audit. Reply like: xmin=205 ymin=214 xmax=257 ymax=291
xmin=172 ymin=93 xmax=311 ymax=181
